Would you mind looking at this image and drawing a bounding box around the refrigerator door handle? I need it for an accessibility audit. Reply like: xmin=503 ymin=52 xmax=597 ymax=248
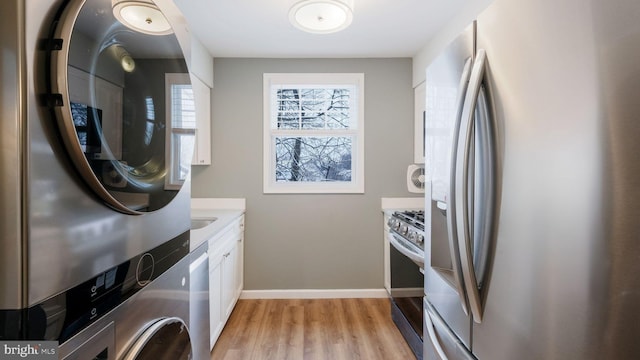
xmin=455 ymin=49 xmax=493 ymax=324
xmin=446 ymin=57 xmax=474 ymax=316
xmin=472 ymin=85 xmax=495 ymax=294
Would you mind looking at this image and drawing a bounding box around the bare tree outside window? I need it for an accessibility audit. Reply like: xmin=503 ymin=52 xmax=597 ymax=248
xmin=275 ymin=87 xmax=352 ymax=182
xmin=276 ymin=136 xmax=352 ymax=182
xmin=263 ymin=73 xmax=364 ymax=193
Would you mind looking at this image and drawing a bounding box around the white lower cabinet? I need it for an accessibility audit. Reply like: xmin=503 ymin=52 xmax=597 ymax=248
xmin=234 ymin=220 xmax=244 ymax=300
xmin=221 ymin=239 xmax=237 ymax=318
xmin=208 ymin=249 xmax=224 ymax=350
xmin=208 ymin=215 xmax=244 ymax=350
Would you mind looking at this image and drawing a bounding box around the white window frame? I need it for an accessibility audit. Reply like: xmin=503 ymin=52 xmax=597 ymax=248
xmin=165 ymin=73 xmax=195 ymax=190
xmin=263 ymin=73 xmax=365 ymax=194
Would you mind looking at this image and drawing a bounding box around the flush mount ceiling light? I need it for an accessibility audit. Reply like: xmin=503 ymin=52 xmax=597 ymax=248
xmin=112 ymin=0 xmax=173 ymax=35
xmin=289 ymin=0 xmax=354 ymax=34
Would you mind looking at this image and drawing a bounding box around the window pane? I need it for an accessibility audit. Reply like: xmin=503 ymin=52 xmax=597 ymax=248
xmin=277 ymin=89 xmax=300 ymax=100
xmin=275 ymin=87 xmax=353 ymax=130
xmin=277 ymin=112 xmax=300 ymax=129
xmin=300 ymin=113 xmax=325 ymax=128
xmin=172 ymin=132 xmax=195 ymax=181
xmin=278 ymin=99 xmax=299 ymax=111
xmin=275 ymin=136 xmax=352 ymax=182
xmin=326 ymin=112 xmax=350 ymax=128
xmin=171 ymin=85 xmax=196 ymax=129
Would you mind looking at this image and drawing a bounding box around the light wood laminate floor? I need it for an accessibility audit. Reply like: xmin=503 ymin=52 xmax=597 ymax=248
xmin=210 ymin=298 xmax=416 ymax=360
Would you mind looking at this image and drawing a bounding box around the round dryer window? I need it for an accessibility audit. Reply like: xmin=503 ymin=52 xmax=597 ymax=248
xmin=49 ymin=0 xmax=193 ymax=214
xmin=123 ymin=317 xmax=192 ymax=360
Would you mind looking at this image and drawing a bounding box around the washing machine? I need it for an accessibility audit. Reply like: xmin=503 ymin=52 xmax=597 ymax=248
xmin=56 ymin=242 xmax=192 ymax=360
xmin=1 ymin=0 xmax=196 ymax=356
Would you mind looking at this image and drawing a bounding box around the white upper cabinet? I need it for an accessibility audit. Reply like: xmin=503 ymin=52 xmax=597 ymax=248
xmin=189 ymin=35 xmax=213 ymax=165
xmin=191 ymin=75 xmax=211 ymax=165
xmin=190 ymin=34 xmax=214 ymax=88
xmin=414 ymin=81 xmax=426 ymax=164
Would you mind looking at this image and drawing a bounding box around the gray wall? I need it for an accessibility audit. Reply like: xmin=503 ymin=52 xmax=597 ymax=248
xmin=191 ymin=58 xmax=417 ymax=290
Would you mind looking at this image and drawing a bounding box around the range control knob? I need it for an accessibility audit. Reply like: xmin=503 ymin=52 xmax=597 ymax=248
xmin=416 ymin=234 xmax=424 ymax=244
xmin=400 ymin=225 xmax=408 ymax=235
xmin=393 ymin=221 xmax=401 ymax=231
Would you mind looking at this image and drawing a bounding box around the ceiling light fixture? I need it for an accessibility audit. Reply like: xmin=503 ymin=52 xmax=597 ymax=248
xmin=289 ymin=0 xmax=354 ymax=34
xmin=112 ymin=0 xmax=173 ymax=36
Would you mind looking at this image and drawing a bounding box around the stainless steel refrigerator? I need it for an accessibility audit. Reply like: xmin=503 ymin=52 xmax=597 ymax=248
xmin=423 ymin=0 xmax=640 ymax=358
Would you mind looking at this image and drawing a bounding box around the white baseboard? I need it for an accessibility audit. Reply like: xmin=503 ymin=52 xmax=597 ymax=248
xmin=239 ymin=288 xmax=389 ymax=300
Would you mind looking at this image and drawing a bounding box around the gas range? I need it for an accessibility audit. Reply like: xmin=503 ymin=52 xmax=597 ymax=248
xmin=386 ymin=209 xmax=426 ymax=359
xmin=388 ymin=210 xmax=426 ymax=250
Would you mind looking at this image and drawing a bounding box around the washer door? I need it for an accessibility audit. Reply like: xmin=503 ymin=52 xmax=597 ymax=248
xmin=50 ymin=0 xmax=193 ymax=214
xmin=123 ymin=317 xmax=192 ymax=360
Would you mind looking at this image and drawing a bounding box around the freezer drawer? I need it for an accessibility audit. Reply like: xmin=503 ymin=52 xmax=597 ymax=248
xmin=423 ymin=299 xmax=475 ymax=360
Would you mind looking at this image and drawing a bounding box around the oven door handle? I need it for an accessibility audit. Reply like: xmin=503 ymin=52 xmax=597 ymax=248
xmin=388 ymin=233 xmax=424 ymax=268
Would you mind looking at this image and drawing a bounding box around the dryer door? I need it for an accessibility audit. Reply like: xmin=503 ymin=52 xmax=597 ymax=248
xmin=123 ymin=317 xmax=192 ymax=360
xmin=49 ymin=0 xmax=193 ymax=214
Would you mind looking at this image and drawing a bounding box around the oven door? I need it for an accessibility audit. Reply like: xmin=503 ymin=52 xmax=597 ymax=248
xmin=388 ymin=231 xmax=424 ymax=358
xmin=389 ymin=232 xmax=425 ymax=269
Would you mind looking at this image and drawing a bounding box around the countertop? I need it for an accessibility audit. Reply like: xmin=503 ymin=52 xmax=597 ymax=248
xmin=380 ymin=197 xmax=425 ymax=212
xmin=190 ymin=198 xmax=246 ymax=251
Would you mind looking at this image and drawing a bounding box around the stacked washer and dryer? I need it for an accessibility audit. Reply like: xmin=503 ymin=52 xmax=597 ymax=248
xmin=1 ymin=0 xmax=199 ymax=358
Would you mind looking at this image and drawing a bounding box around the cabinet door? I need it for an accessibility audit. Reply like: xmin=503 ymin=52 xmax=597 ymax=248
xmin=383 ymin=213 xmax=391 ymax=293
xmin=234 ymin=234 xmax=244 ymax=299
xmin=192 ymin=76 xmax=211 ymax=165
xmin=221 ymin=240 xmax=237 ymax=319
xmin=208 ymin=251 xmax=223 ymax=350
xmin=414 ymin=81 xmax=426 ymax=164
xmin=235 ymin=215 xmax=244 ymax=299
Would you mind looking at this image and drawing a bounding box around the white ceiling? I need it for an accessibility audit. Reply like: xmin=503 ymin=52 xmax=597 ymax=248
xmin=173 ymin=0 xmax=468 ymax=58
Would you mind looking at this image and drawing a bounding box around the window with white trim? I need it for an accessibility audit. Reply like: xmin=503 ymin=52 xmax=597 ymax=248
xmin=165 ymin=73 xmax=195 ymax=189
xmin=263 ymin=73 xmax=364 ymax=193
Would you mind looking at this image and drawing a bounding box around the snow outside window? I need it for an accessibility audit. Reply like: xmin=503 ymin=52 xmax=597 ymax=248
xmin=165 ymin=73 xmax=195 ymax=189
xmin=263 ymin=73 xmax=365 ymax=193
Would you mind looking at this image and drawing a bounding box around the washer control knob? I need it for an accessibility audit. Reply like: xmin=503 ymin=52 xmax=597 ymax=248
xmin=136 ymin=253 xmax=155 ymax=287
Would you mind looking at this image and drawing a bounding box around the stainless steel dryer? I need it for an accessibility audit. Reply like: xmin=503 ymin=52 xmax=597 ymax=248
xmin=0 ymin=0 xmax=195 ymax=353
